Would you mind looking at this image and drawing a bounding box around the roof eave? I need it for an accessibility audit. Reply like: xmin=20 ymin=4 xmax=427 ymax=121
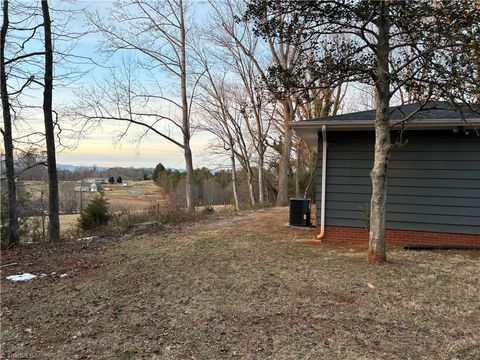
xmin=291 ymin=119 xmax=480 ymax=131
xmin=292 ymin=120 xmax=480 ymax=152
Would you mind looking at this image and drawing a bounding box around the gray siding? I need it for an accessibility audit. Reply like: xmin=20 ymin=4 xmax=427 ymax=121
xmin=316 ymin=131 xmax=480 ymax=234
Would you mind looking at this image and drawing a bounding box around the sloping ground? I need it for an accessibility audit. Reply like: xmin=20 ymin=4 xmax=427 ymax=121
xmin=102 ymin=180 xmax=170 ymax=212
xmin=1 ymin=208 xmax=479 ymax=359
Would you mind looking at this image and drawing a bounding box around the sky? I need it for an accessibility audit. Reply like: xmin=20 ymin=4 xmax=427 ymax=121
xmin=60 ymin=0 xmax=215 ymax=169
xmin=6 ymin=0 xmax=216 ymax=170
xmin=6 ymin=0 xmax=370 ymax=170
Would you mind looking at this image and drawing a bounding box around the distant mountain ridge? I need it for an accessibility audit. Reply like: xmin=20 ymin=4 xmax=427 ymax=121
xmin=57 ymin=164 xmax=166 ymax=172
xmin=57 ymin=164 xmax=110 ymax=171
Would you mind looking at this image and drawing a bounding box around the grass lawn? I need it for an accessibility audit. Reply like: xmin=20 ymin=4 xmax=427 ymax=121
xmin=1 ymin=208 xmax=479 ymax=359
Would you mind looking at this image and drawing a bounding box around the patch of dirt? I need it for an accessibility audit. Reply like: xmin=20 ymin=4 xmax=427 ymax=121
xmin=1 ymin=207 xmax=479 ymax=359
xmin=126 ymin=221 xmax=166 ymax=236
xmin=331 ymin=294 xmax=357 ymax=305
xmin=0 ymin=236 xmax=119 ymax=277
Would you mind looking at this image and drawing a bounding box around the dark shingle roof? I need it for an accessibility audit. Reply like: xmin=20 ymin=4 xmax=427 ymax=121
xmin=291 ymin=101 xmax=480 ymax=151
xmin=311 ymin=101 xmax=480 ymax=123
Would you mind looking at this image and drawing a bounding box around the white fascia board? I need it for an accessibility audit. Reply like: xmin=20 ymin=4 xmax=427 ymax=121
xmin=292 ymin=120 xmax=480 ymax=152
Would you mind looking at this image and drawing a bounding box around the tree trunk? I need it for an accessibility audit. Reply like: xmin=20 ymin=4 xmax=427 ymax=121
xmin=230 ymin=149 xmax=240 ymax=211
xmin=467 ymin=13 xmax=480 ymax=103
xmin=184 ymin=146 xmax=194 ymax=209
xmin=40 ymin=189 xmax=46 ymax=242
xmin=257 ymin=152 xmax=265 ymax=204
xmin=1 ymin=0 xmax=19 ymax=247
xmin=368 ymin=0 xmax=391 ymax=264
xmin=276 ymin=100 xmax=293 ymax=206
xmin=294 ymin=140 xmax=301 ymax=198
xmin=179 ymin=0 xmax=194 ymax=211
xmin=253 ymin=106 xmax=265 ymax=205
xmin=41 ymin=0 xmax=60 ymax=242
xmin=474 ymin=44 xmax=480 ymax=103
xmin=246 ymin=167 xmax=255 ymax=207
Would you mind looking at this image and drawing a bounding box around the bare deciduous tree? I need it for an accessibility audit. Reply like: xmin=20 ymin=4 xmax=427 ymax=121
xmin=195 ymin=62 xmax=241 ymax=211
xmin=84 ymin=0 xmax=197 ymax=210
xmin=1 ymin=0 xmax=19 ymax=247
xmin=41 ymin=0 xmax=60 ymax=242
xmin=2 ymin=0 xmax=91 ymax=244
xmin=207 ymin=0 xmax=275 ymax=204
xmin=210 ymin=0 xmax=306 ymax=206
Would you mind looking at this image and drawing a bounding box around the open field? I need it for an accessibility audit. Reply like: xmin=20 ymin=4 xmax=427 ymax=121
xmin=101 ymin=180 xmax=169 ymax=211
xmin=23 ymin=181 xmax=233 ymax=235
xmin=24 ymin=179 xmax=167 ymax=206
xmin=20 ymin=180 xmax=170 ymax=235
xmin=58 ymin=214 xmax=79 ymax=231
xmin=27 ymin=179 xmax=165 ymax=211
xmin=1 ymin=208 xmax=479 ymax=359
xmin=24 ymin=180 xmax=169 ymax=211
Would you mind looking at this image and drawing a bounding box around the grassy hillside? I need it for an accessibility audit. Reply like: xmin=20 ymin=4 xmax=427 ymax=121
xmin=2 ymin=208 xmax=479 ymax=359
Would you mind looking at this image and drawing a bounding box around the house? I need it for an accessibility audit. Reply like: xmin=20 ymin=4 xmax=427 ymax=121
xmin=75 ymin=179 xmax=103 ymax=192
xmin=74 ymin=186 xmax=90 ymax=192
xmin=292 ymin=101 xmax=480 ymax=246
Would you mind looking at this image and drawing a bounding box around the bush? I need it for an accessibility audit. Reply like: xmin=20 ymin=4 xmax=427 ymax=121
xmin=100 ymin=203 xmax=214 ymax=236
xmin=78 ymin=193 xmax=110 ymax=230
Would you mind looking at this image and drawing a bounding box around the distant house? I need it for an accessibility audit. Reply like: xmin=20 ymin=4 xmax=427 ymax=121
xmin=292 ymin=101 xmax=480 ymax=247
xmin=76 ymin=179 xmax=103 ymax=192
xmin=74 ymin=186 xmax=90 ymax=192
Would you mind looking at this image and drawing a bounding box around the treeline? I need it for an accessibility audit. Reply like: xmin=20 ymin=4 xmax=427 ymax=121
xmin=3 ymin=151 xmax=152 ymax=182
xmin=152 ymin=162 xmax=315 ymax=208
xmin=56 ymin=167 xmax=151 ymax=182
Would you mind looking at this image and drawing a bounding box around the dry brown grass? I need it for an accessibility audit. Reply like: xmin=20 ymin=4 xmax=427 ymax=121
xmin=1 ymin=208 xmax=479 ymax=359
xmin=24 ymin=180 xmax=169 ymax=212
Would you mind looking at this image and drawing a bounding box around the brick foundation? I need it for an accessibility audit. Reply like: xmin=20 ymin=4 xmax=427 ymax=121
xmin=317 ymin=226 xmax=480 ymax=246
